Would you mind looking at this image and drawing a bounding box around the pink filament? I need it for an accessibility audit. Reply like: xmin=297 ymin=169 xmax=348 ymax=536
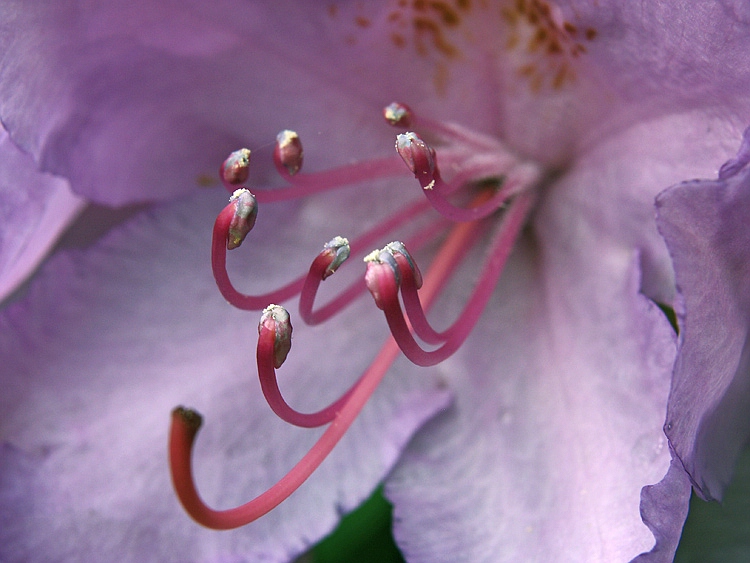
xmin=423 ymin=172 xmax=524 ymax=222
xmin=234 ymin=157 xmax=407 ymax=203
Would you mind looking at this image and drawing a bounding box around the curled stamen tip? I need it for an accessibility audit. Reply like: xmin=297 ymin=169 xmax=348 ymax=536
xmin=221 ymin=148 xmax=252 ymax=185
xmin=321 ymin=236 xmax=351 ymax=279
xmin=274 ymin=130 xmax=304 ymax=176
xmin=227 ymin=189 xmax=259 ymax=250
xmin=395 ymin=132 xmax=437 ymax=189
xmin=260 ymin=304 xmax=293 ymax=368
xmin=172 ymin=406 xmax=203 ymax=434
xmin=386 ymin=241 xmax=423 ymax=289
xmin=364 ymin=247 xmax=401 ymax=309
xmin=383 ymin=102 xmax=413 ymax=128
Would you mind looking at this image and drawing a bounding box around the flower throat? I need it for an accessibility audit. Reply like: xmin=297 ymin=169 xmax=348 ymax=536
xmin=168 ymin=102 xmax=541 ymax=529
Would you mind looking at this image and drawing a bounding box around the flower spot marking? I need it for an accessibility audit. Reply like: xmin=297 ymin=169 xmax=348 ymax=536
xmin=501 ymin=0 xmax=597 ymax=91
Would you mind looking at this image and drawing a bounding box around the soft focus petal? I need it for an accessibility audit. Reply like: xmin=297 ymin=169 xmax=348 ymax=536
xmin=656 ymin=128 xmax=750 ymax=500
xmin=386 ymin=238 xmax=675 ymax=561
xmin=0 ymin=1 xmax=459 ymax=205
xmin=564 ymin=0 xmax=750 ymax=115
xmin=0 ymin=188 xmax=450 ymax=562
xmin=0 ymin=128 xmax=84 ymax=303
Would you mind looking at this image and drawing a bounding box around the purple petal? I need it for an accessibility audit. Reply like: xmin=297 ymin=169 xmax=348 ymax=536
xmin=384 ymin=110 xmax=740 ymax=561
xmin=656 ymin=134 xmax=750 ymax=501
xmin=0 ymin=129 xmax=84 ymax=302
xmin=0 ymin=1 xmax=458 ymax=206
xmin=386 ymin=240 xmax=681 ymax=562
xmin=386 ymin=236 xmax=676 ymax=561
xmin=0 ymin=187 xmax=449 ymax=562
xmin=565 ymin=1 xmax=750 ymax=116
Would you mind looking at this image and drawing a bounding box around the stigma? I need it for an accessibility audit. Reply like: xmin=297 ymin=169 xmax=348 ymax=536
xmin=169 ymin=102 xmax=541 ymax=529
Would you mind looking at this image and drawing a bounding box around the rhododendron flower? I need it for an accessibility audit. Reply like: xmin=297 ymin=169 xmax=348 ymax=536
xmin=1 ymin=1 xmax=750 ymax=562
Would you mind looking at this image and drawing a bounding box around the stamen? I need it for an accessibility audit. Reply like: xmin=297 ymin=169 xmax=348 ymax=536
xmin=385 ymin=242 xmax=451 ymax=346
xmin=226 ymin=189 xmax=258 ymax=250
xmin=170 ymin=205 xmax=470 ymax=530
xmin=364 ymin=247 xmax=401 ymax=311
xmin=396 ymin=132 xmax=438 ymax=190
xmin=320 ymin=236 xmax=351 ymax=280
xmin=298 ymin=236 xmax=357 ymax=326
xmin=273 ymin=130 xmax=304 ymax=178
xmin=169 ymin=331 xmax=402 ymax=529
xmin=172 ymin=101 xmax=544 ymax=531
xmin=220 ymin=148 xmax=252 ymax=187
xmin=211 ymin=192 xmax=304 ymax=309
xmin=385 ymin=241 xmax=423 ymax=289
xmin=256 ymin=304 xmax=359 ymax=428
xmin=370 ymin=192 xmax=536 ymax=366
xmin=394 ymin=131 xmax=540 ymax=223
xmin=259 ymin=305 xmax=293 ymax=369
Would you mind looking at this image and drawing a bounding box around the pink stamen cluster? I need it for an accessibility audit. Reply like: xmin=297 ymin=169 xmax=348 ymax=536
xmin=169 ymin=102 xmax=540 ymax=529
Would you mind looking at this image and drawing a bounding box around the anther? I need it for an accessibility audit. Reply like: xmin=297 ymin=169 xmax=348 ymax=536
xmin=320 ymin=236 xmax=351 ymax=279
xmin=274 ymin=130 xmax=304 ymax=176
xmin=383 ymin=102 xmax=413 ymax=128
xmin=396 ymin=132 xmax=437 ymax=190
xmin=364 ymin=247 xmax=401 ymax=310
xmin=259 ymin=305 xmax=292 ymax=369
xmin=227 ymin=189 xmax=259 ymax=250
xmin=221 ymin=148 xmax=252 ymax=186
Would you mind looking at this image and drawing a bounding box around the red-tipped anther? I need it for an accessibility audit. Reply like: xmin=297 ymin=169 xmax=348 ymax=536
xmin=364 ymin=247 xmax=401 ymax=310
xmin=226 ymin=189 xmax=259 ymax=250
xmin=259 ymin=305 xmax=292 ymax=368
xmin=274 ymin=130 xmax=304 ymax=176
xmin=383 ymin=102 xmax=413 ymax=128
xmin=221 ymin=148 xmax=252 ymax=186
xmin=396 ymin=132 xmax=438 ymax=190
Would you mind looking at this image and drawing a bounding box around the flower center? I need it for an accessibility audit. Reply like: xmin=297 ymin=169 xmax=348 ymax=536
xmin=169 ymin=102 xmax=542 ymax=529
